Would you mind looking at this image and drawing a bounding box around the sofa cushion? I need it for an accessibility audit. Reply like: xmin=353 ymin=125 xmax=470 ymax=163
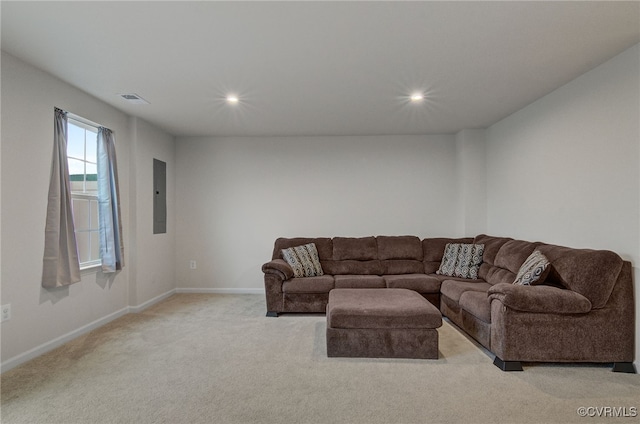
xmin=422 ymin=237 xmax=474 ymax=274
xmin=473 ymin=234 xmax=512 ymax=266
xmin=494 ymin=239 xmax=539 ymax=275
xmin=473 ymin=234 xmax=515 ymax=281
xmin=537 ymin=244 xmax=623 ymax=309
xmin=281 ymin=243 xmax=324 ymax=277
xmin=384 ymin=274 xmax=441 ymax=293
xmin=333 ymin=237 xmax=377 ymax=260
xmin=273 ymin=237 xmax=333 ymax=261
xmin=334 ymin=275 xmax=386 ymax=289
xmin=459 ymin=291 xmax=491 ymax=323
xmin=431 ymin=274 xmax=479 ymax=282
xmin=440 ymin=279 xmax=492 ymax=303
xmin=377 ymin=235 xmax=423 ymax=260
xmin=475 ymin=235 xmax=524 ymax=284
xmin=437 ymin=243 xmax=484 ymax=279
xmin=282 ymin=276 xmax=334 ymax=294
xmin=513 ymin=250 xmax=551 ymax=286
xmin=483 ymin=266 xmax=517 ymax=286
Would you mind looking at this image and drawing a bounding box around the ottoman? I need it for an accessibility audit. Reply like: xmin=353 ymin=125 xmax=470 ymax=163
xmin=326 ymin=288 xmax=442 ymax=359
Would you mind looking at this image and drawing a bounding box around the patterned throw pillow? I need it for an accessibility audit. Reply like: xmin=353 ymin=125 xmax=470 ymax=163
xmin=437 ymin=243 xmax=461 ymax=276
xmin=436 ymin=243 xmax=485 ymax=279
xmin=281 ymin=243 xmax=324 ymax=278
xmin=513 ymin=250 xmax=550 ymax=285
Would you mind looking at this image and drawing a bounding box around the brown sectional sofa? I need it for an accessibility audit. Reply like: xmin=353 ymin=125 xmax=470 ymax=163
xmin=262 ymin=235 xmax=636 ymax=372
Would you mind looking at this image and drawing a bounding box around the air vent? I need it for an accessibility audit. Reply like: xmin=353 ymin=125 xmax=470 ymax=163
xmin=119 ymin=93 xmax=150 ymax=105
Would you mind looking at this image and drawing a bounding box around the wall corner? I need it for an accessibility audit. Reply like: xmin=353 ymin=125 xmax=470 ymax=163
xmin=455 ymin=129 xmax=487 ymax=237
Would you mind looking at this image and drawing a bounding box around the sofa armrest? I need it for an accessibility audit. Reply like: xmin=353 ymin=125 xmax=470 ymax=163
xmin=488 ymin=283 xmax=592 ymax=314
xmin=262 ymin=259 xmax=294 ymax=281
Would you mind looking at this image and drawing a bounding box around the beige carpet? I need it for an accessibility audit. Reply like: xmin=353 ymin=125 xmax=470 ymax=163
xmin=1 ymin=294 xmax=638 ymax=424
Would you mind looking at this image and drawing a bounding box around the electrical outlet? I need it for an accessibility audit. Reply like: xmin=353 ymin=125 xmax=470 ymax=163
xmin=1 ymin=304 xmax=11 ymax=322
xmin=189 ymin=260 xmax=197 ymax=270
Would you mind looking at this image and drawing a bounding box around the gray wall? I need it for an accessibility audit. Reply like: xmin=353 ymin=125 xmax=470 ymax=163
xmin=174 ymin=134 xmax=462 ymax=290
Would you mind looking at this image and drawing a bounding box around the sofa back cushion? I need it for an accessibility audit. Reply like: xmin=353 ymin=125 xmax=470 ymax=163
xmin=473 ymin=234 xmax=512 ymax=282
xmin=333 ymin=237 xmax=378 ymax=260
xmin=473 ymin=234 xmax=512 ymax=265
xmin=494 ymin=240 xmax=539 ymax=274
xmin=537 ymin=244 xmax=623 ymax=309
xmin=273 ymin=237 xmax=333 ymax=261
xmin=422 ymin=237 xmax=474 ymax=274
xmin=377 ymin=236 xmax=424 ymax=274
xmin=323 ymin=237 xmax=381 ymax=275
xmin=481 ymin=239 xmax=539 ymax=286
xmin=377 ymin=236 xmax=422 ymax=260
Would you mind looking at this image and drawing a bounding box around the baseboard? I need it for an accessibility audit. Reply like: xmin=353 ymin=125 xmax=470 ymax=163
xmin=1 ymin=288 xmax=178 ymax=374
xmin=129 ymin=289 xmax=177 ymax=313
xmin=175 ymin=288 xmax=265 ymax=295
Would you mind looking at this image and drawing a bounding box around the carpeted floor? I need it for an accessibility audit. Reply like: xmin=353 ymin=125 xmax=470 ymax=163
xmin=1 ymin=294 xmax=638 ymax=424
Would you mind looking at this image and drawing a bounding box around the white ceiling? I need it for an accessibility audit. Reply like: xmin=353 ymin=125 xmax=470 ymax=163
xmin=2 ymin=1 xmax=639 ymax=138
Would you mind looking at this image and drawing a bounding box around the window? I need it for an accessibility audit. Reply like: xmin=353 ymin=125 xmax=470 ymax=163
xmin=43 ymin=108 xmax=123 ymax=287
xmin=67 ymin=118 xmax=100 ymax=268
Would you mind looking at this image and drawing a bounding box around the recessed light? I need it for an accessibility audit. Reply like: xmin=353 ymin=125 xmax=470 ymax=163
xmin=226 ymin=95 xmax=239 ymax=104
xmin=410 ymin=93 xmax=424 ymax=102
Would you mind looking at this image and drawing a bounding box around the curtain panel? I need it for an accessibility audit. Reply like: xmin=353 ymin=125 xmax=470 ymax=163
xmin=42 ymin=108 xmax=81 ymax=287
xmin=97 ymin=127 xmax=125 ymax=272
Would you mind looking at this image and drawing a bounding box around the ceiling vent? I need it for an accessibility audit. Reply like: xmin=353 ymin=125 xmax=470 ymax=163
xmin=119 ymin=93 xmax=150 ymax=105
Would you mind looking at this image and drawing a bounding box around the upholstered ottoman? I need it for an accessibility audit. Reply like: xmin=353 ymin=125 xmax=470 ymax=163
xmin=326 ymin=288 xmax=442 ymax=359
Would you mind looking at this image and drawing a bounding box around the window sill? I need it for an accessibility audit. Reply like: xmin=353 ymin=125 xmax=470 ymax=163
xmin=80 ymin=263 xmax=102 ymax=274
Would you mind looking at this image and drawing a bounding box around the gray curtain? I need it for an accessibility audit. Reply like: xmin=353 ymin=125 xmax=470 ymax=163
xmin=97 ymin=127 xmax=124 ymax=272
xmin=42 ymin=108 xmax=81 ymax=287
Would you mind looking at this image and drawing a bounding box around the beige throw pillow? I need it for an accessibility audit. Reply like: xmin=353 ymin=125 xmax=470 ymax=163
xmin=281 ymin=243 xmax=324 ymax=278
xmin=513 ymin=250 xmax=551 ymax=285
xmin=436 ymin=243 xmax=484 ymax=279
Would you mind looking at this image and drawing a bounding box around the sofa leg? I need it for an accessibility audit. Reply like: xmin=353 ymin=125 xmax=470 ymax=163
xmin=612 ymin=362 xmax=637 ymax=373
xmin=266 ymin=311 xmax=279 ymax=317
xmin=493 ymin=357 xmax=523 ymax=371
